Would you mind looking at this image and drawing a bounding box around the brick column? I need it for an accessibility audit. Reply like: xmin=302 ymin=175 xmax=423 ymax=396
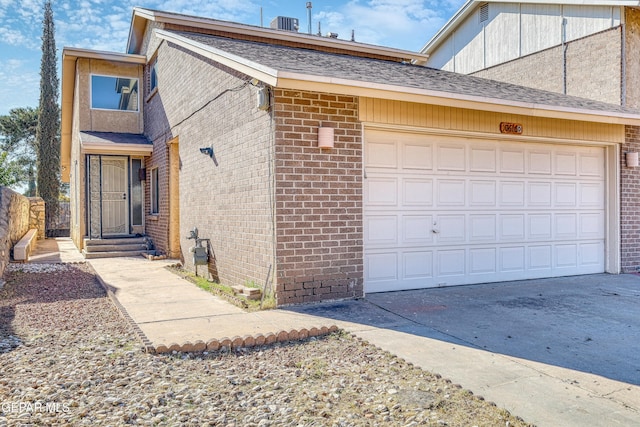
xmin=621 ymin=125 xmax=640 ymax=272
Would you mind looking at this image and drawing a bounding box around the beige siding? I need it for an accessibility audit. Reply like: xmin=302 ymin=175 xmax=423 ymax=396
xmin=625 ymin=8 xmax=640 ymax=110
xmin=427 ymin=3 xmax=622 ymax=75
xmin=76 ymin=58 xmax=144 ymax=134
xmin=359 ymin=98 xmax=624 ymax=144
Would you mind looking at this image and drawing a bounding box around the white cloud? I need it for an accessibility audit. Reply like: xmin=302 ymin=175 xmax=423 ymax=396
xmin=311 ymin=0 xmax=463 ymax=50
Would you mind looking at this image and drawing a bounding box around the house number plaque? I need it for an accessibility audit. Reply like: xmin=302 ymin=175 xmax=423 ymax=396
xmin=500 ymin=122 xmax=523 ymax=134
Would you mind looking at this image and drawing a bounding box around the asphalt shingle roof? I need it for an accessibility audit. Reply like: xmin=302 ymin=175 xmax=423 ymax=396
xmin=80 ymin=131 xmax=152 ymax=146
xmin=171 ymin=30 xmax=637 ymax=115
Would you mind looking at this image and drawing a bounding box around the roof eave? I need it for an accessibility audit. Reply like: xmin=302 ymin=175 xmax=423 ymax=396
xmin=276 ymin=71 xmax=640 ymax=126
xmin=127 ymin=7 xmax=428 ymax=63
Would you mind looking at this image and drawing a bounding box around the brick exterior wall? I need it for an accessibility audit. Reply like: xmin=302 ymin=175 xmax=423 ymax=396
xmin=273 ymin=89 xmax=363 ymax=305
xmin=144 ymin=39 xmax=274 ymax=289
xmin=471 ymin=27 xmax=622 ymax=105
xmin=621 ymin=125 xmax=640 ymax=272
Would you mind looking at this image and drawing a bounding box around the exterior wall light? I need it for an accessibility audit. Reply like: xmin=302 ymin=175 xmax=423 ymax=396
xmin=626 ymin=152 xmax=639 ymax=168
xmin=199 ymin=146 xmax=218 ymax=166
xmin=318 ymin=126 xmax=334 ymax=149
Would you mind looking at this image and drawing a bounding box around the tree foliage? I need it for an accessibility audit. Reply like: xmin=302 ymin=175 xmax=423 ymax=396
xmin=0 ymin=152 xmax=23 ymax=187
xmin=36 ymin=0 xmax=61 ymax=227
xmin=0 ymin=107 xmax=38 ymax=193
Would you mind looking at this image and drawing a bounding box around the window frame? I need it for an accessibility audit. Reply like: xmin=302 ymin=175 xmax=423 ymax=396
xmin=150 ymin=167 xmax=159 ymax=215
xmin=90 ymin=73 xmax=140 ymax=112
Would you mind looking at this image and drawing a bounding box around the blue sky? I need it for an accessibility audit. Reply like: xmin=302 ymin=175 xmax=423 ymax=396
xmin=0 ymin=0 xmax=465 ymax=116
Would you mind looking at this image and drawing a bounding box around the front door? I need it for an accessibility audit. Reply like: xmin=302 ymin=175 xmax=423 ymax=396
xmin=101 ymin=156 xmax=129 ymax=236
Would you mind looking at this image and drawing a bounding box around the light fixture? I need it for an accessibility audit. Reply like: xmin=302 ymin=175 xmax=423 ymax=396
xmin=318 ymin=126 xmax=334 ymax=149
xmin=626 ymin=152 xmax=639 ymax=168
xmin=199 ymin=146 xmax=219 ymax=166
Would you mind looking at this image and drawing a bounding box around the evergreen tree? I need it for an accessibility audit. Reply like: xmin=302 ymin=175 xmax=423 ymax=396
xmin=36 ymin=0 xmax=60 ymax=230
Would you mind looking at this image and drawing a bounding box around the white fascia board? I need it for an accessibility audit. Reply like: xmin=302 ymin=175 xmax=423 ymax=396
xmin=81 ymin=142 xmax=154 ymax=156
xmin=154 ymin=29 xmax=279 ymax=86
xmin=276 ymin=71 xmax=640 ymax=126
xmin=62 ymin=47 xmax=146 ymax=64
xmin=421 ymin=0 xmax=640 ymax=54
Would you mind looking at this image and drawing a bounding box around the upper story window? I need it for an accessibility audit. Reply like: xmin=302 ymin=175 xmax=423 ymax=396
xmin=91 ymin=75 xmax=139 ymax=112
xmin=149 ymin=59 xmax=158 ymax=92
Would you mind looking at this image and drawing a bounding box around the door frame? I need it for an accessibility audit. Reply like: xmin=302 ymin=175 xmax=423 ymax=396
xmin=86 ymin=154 xmax=131 ymax=239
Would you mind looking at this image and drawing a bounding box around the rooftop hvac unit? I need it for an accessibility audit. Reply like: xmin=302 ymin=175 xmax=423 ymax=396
xmin=270 ymin=16 xmax=299 ymax=32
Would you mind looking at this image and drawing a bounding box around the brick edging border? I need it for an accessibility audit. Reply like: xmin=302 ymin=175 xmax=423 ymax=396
xmin=153 ymin=325 xmax=340 ymax=354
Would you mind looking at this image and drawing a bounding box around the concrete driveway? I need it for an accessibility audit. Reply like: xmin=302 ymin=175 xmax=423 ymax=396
xmin=288 ymin=273 xmax=640 ymax=426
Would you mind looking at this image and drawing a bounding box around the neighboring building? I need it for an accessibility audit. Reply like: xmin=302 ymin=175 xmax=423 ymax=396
xmin=422 ymin=0 xmax=640 ymax=273
xmin=61 ymin=7 xmax=640 ymax=305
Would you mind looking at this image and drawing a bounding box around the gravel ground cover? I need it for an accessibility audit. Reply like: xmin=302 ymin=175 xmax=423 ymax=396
xmin=0 ymin=262 xmax=533 ymax=426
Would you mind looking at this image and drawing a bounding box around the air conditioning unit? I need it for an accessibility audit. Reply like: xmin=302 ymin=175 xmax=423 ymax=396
xmin=270 ymin=16 xmax=299 ymax=32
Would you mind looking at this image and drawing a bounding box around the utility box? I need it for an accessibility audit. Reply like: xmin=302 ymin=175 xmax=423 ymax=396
xmin=192 ymin=245 xmax=208 ymax=265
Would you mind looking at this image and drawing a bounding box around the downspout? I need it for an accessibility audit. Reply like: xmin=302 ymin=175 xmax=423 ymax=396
xmin=562 ymin=11 xmax=568 ymax=95
xmin=621 ymin=8 xmax=626 ymax=107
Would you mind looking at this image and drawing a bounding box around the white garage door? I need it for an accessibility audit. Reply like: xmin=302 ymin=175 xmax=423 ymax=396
xmin=363 ymin=129 xmax=606 ymax=293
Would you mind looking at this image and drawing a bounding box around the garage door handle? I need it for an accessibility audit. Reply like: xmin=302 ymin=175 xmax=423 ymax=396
xmin=432 ymin=228 xmax=440 ymax=234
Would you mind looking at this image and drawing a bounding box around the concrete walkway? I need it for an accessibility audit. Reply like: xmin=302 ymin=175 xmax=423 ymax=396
xmin=23 ymin=238 xmax=640 ymax=426
xmin=88 ymin=257 xmax=339 ymax=352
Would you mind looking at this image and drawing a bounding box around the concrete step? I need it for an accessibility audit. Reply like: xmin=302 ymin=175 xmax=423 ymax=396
xmin=83 ymin=250 xmax=147 ymax=259
xmin=84 ymin=237 xmax=148 ymax=247
xmin=84 ymin=243 xmax=148 ymax=253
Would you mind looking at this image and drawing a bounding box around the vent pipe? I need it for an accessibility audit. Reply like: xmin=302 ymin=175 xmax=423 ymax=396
xmin=306 ymin=2 xmax=312 ymax=35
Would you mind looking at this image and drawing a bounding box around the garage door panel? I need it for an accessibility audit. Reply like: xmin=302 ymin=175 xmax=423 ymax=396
xmin=579 ymin=182 xmax=604 ymax=207
xmin=470 ymin=248 xmax=497 ymax=275
xmin=555 ymin=213 xmax=578 ymax=238
xmin=402 ymin=215 xmax=433 ymax=244
xmin=529 ymin=182 xmax=552 ymax=206
xmin=438 ymin=250 xmax=466 ymax=277
xmin=403 ymin=251 xmax=433 ymax=279
xmin=556 ymin=152 xmax=577 ymax=175
xmin=366 ymin=141 xmax=397 ymax=168
xmin=555 ymin=182 xmax=577 ymax=206
xmin=365 ymin=252 xmax=398 ymax=282
xmin=528 ymin=245 xmax=553 ymax=271
xmin=364 ymin=216 xmax=398 ymax=245
xmin=470 ymin=180 xmax=496 ymax=206
xmin=469 ymin=215 xmax=496 ymax=241
xmin=436 ymin=215 xmax=466 ymax=243
xmin=580 ymin=242 xmax=604 ymax=267
xmin=437 ymin=144 xmax=466 ymax=171
xmin=500 ymin=181 xmax=525 ymax=206
xmin=403 ymin=144 xmax=433 ymax=170
xmin=579 ymin=213 xmax=604 ymax=238
xmin=437 ymin=180 xmax=466 ymax=206
xmin=402 ymin=178 xmax=433 ymax=206
xmin=470 ymin=146 xmax=497 ymax=172
xmin=364 ymin=130 xmax=606 ymax=293
xmin=529 ymin=214 xmax=552 ymax=239
xmin=500 ymin=215 xmax=525 ymax=240
xmin=500 ymin=148 xmax=525 ymax=173
xmin=580 ymin=152 xmax=604 ymax=177
xmin=365 ymin=177 xmax=397 ymax=206
xmin=500 ymin=246 xmax=526 ymax=272
xmin=529 ymin=150 xmax=552 ymax=174
xmin=555 ymin=244 xmax=578 ymax=269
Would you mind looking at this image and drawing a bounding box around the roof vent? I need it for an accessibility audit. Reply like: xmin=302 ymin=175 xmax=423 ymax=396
xmin=270 ymin=16 xmax=299 ymax=32
xmin=479 ymin=3 xmax=489 ymax=23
